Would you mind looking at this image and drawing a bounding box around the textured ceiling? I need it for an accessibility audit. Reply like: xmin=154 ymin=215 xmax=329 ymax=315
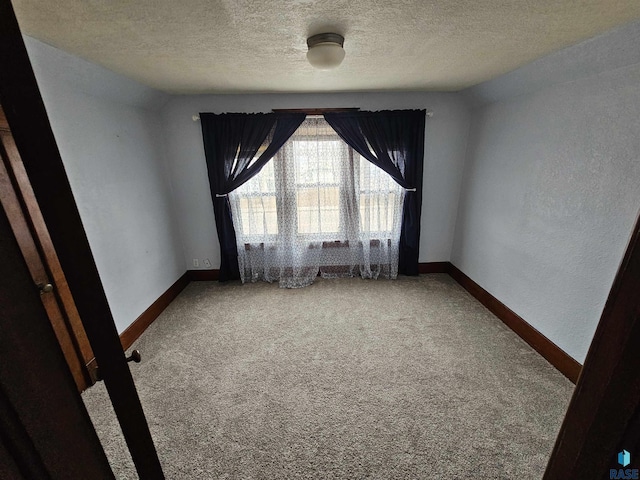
xmin=11 ymin=0 xmax=640 ymax=94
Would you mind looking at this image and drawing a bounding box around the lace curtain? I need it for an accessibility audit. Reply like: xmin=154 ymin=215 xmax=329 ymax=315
xmin=228 ymin=117 xmax=405 ymax=288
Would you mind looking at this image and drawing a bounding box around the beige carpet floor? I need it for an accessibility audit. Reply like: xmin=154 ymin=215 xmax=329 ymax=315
xmin=82 ymin=274 xmax=574 ymax=479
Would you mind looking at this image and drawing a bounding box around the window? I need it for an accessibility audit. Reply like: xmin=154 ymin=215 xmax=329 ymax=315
xmin=293 ymin=138 xmax=344 ymax=235
xmin=231 ymin=117 xmax=403 ymax=242
xmin=228 ymin=116 xmax=405 ymax=287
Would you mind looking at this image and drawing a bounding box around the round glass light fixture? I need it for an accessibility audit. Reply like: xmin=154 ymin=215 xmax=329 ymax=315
xmin=306 ymin=33 xmax=345 ymax=70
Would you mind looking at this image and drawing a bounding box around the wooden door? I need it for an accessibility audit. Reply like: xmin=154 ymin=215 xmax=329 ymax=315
xmin=1 ymin=1 xmax=164 ymax=476
xmin=544 ymin=211 xmax=640 ymax=476
xmin=0 ymin=105 xmax=97 ymax=391
xmin=0 ymin=175 xmax=115 ymax=479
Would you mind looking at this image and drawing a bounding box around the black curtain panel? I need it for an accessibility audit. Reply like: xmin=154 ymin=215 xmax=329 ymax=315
xmin=200 ymin=112 xmax=305 ymax=281
xmin=324 ymin=110 xmax=426 ymax=275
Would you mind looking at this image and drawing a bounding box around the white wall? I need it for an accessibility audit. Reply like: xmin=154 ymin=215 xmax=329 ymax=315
xmin=162 ymin=92 xmax=470 ymax=269
xmin=25 ymin=36 xmax=185 ymax=333
xmin=453 ymin=21 xmax=640 ymax=363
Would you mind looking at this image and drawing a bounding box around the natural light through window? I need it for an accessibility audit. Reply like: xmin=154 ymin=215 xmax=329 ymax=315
xmin=228 ymin=116 xmax=405 ymax=286
xmin=230 ymin=118 xmax=403 ymax=242
xmin=235 ymin=161 xmax=278 ymax=237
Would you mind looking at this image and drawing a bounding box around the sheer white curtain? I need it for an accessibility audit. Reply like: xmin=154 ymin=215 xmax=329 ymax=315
xmin=228 ymin=117 xmax=405 ymax=288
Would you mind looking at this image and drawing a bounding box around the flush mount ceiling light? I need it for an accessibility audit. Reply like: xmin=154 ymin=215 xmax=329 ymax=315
xmin=306 ymin=33 xmax=345 ymax=70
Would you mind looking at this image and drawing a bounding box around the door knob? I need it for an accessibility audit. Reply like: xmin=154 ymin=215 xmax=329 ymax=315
xmin=126 ymin=350 xmax=141 ymax=363
xmin=38 ymin=283 xmax=54 ymax=293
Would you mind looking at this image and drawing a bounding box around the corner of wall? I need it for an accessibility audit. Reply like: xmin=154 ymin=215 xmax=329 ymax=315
xmin=24 ymin=36 xmax=188 ymax=333
xmin=447 ymin=93 xmax=475 ymax=264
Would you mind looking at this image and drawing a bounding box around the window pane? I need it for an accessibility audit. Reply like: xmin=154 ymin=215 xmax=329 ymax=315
xmin=292 ymin=134 xmax=343 ymax=234
xmin=238 ymin=196 xmax=278 ymax=236
xmin=358 ymin=157 xmax=404 ymax=234
xmin=293 ymin=140 xmax=341 ymax=186
xmin=232 ymin=160 xmax=278 ymax=237
xmin=297 ymin=186 xmax=340 ymax=234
